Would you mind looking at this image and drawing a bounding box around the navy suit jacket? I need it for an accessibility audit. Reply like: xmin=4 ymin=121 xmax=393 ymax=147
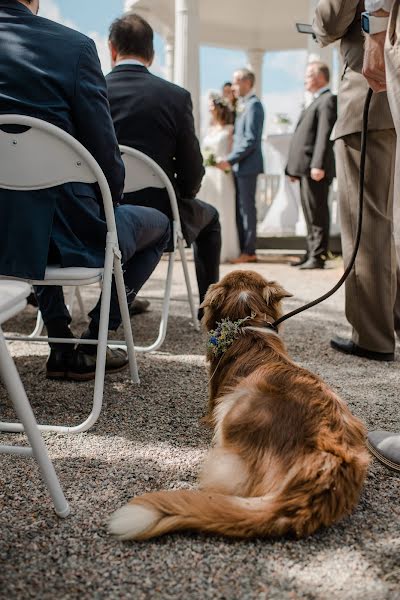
xmin=0 ymin=1 xmax=124 ymax=279
xmin=227 ymin=94 xmax=264 ymax=176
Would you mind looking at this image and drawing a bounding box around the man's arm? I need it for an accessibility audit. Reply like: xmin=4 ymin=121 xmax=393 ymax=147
xmin=310 ymin=95 xmax=337 ymax=179
xmin=313 ymin=0 xmax=361 ymax=46
xmin=225 ymin=101 xmax=264 ymax=165
xmin=175 ymin=92 xmax=205 ymax=198
xmin=72 ymin=38 xmax=125 ymax=204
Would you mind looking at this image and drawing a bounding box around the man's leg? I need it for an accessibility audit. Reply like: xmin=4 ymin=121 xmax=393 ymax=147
xmin=192 ymin=204 xmax=221 ymax=308
xmin=299 ymin=177 xmax=314 ymax=260
xmin=334 ymin=131 xmax=397 ymax=353
xmin=87 ymin=205 xmax=170 ymax=334
xmin=301 ymin=176 xmax=330 ymax=262
xmin=235 ymin=175 xmax=258 ymax=256
xmin=234 ymin=175 xmax=245 ymax=253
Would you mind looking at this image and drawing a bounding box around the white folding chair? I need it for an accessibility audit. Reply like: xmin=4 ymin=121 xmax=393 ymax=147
xmin=119 ymin=145 xmax=200 ymax=353
xmin=0 ymin=115 xmax=139 ymax=434
xmin=0 ymin=281 xmax=70 ymax=517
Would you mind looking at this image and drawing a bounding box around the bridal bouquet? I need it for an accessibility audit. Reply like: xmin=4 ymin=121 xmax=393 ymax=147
xmin=203 ymin=147 xmax=217 ymax=167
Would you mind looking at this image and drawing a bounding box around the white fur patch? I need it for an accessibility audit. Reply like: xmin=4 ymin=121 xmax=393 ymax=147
xmin=239 ymin=291 xmax=249 ymax=302
xmin=200 ymin=449 xmax=248 ymax=495
xmin=108 ymin=503 xmax=159 ymax=540
xmin=213 ymin=389 xmax=246 ymax=446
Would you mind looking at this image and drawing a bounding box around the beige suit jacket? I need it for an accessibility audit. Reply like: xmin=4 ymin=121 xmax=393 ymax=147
xmin=313 ymin=0 xmax=394 ymax=138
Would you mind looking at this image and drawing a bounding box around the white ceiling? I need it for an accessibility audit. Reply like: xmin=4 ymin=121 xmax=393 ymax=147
xmin=126 ymin=0 xmax=312 ymax=51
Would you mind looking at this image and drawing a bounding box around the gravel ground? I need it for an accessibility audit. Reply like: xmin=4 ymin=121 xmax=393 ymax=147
xmin=0 ymin=252 xmax=399 ymax=600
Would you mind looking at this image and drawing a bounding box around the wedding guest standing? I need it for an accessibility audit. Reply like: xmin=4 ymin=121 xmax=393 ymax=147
xmin=286 ymin=61 xmax=337 ymax=270
xmin=200 ymin=96 xmax=240 ymax=263
xmin=314 ymin=0 xmax=399 ymax=360
xmin=217 ymin=69 xmax=264 ymax=264
xmin=106 ymin=13 xmax=221 ymax=319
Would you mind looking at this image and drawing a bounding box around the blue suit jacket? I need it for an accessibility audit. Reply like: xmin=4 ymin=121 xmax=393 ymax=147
xmin=227 ymin=94 xmax=264 ymax=176
xmin=0 ymin=1 xmax=124 ymax=279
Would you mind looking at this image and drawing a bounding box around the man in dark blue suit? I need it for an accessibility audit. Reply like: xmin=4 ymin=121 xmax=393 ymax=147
xmin=0 ymin=0 xmax=170 ymax=380
xmin=217 ymin=69 xmax=264 ymax=263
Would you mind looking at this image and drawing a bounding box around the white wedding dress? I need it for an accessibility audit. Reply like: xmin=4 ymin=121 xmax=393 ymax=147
xmin=200 ymin=125 xmax=240 ymax=263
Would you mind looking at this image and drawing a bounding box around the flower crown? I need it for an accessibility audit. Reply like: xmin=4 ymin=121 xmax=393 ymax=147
xmin=207 ymin=314 xmax=254 ymax=358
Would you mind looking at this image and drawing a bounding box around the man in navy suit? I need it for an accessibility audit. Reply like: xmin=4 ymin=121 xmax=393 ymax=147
xmin=0 ymin=0 xmax=170 ymax=380
xmin=218 ymin=69 xmax=265 ymax=263
xmin=105 ymin=13 xmax=221 ymax=319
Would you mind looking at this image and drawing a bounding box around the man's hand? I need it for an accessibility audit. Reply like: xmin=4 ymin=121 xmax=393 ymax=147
xmin=363 ymin=31 xmax=387 ymax=92
xmin=216 ymin=160 xmax=231 ymax=171
xmin=289 ymin=176 xmax=300 ymax=183
xmin=310 ymin=168 xmax=325 ymax=182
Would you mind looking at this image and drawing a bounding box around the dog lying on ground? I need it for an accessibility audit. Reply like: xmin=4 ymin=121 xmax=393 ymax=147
xmin=109 ymin=270 xmax=370 ymax=540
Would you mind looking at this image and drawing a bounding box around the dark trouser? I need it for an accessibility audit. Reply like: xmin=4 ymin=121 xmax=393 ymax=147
xmin=235 ymin=174 xmax=258 ymax=255
xmin=299 ymin=176 xmax=331 ymax=261
xmin=191 ymin=206 xmax=221 ymax=305
xmin=35 ymin=205 xmax=170 ymax=338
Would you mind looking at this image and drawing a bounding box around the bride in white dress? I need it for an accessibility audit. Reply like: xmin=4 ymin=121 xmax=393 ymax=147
xmin=200 ymin=96 xmax=240 ymax=263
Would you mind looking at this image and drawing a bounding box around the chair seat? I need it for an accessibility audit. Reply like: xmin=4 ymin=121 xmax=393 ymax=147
xmin=36 ymin=265 xmax=104 ymax=284
xmin=0 ymin=281 xmax=31 ymax=324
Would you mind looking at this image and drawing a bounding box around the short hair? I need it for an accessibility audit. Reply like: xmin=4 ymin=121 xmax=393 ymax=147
xmin=308 ymin=61 xmax=330 ymax=83
xmin=223 ymin=82 xmax=232 ymax=88
xmin=108 ymin=13 xmax=154 ymax=62
xmin=235 ymin=68 xmax=255 ymax=87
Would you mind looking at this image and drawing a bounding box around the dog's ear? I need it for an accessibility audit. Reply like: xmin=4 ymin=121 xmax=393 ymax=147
xmin=262 ymin=282 xmax=293 ymax=305
xmin=200 ymin=283 xmax=225 ymax=308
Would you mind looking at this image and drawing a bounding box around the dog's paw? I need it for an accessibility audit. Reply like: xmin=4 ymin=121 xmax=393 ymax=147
xmin=108 ymin=503 xmax=160 ymax=540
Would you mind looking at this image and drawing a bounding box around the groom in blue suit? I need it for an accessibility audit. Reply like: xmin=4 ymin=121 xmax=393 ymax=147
xmin=218 ymin=69 xmax=264 ymax=263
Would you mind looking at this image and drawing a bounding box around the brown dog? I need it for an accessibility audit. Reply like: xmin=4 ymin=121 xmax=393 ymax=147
xmin=109 ymin=270 xmax=370 ymax=540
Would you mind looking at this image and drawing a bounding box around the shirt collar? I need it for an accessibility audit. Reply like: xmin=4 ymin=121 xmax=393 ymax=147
xmin=115 ymin=58 xmax=147 ymax=67
xmin=242 ymin=89 xmax=255 ymax=103
xmin=313 ymin=86 xmax=330 ymax=99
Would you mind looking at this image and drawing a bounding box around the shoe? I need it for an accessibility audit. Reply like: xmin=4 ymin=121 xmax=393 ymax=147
xmin=299 ymin=258 xmax=325 ymax=270
xmin=129 ymin=297 xmax=150 ymax=316
xmin=330 ymin=336 xmax=394 ymax=362
xmin=366 ymin=431 xmax=400 ymax=472
xmin=290 ymin=255 xmax=309 ymax=267
xmin=46 ymin=346 xmax=129 ymax=381
xmin=229 ymin=253 xmax=258 ymax=264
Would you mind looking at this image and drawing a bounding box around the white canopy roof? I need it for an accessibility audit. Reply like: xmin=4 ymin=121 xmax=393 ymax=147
xmin=126 ymin=0 xmax=313 ymax=52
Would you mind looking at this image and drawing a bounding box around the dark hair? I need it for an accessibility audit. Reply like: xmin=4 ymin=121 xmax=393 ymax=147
xmin=109 ymin=13 xmax=154 ymax=62
xmin=223 ymin=82 xmax=232 ymax=88
xmin=212 ymin=96 xmax=234 ymax=126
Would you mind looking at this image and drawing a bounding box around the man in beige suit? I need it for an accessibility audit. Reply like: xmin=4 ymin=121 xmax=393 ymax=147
xmin=313 ymin=0 xmax=400 ymax=361
xmin=361 ymin=0 xmax=400 ymax=470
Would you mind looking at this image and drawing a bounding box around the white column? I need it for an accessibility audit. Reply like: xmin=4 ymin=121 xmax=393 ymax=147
xmin=246 ymin=49 xmax=264 ymax=99
xmin=174 ymin=0 xmax=200 ymax=133
xmin=165 ymin=34 xmax=175 ymax=82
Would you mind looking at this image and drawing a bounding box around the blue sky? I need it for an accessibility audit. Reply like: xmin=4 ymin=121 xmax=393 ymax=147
xmin=41 ymin=0 xmax=310 ymax=132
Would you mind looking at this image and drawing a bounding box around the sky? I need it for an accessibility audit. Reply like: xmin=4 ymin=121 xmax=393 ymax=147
xmin=39 ymin=0 xmax=311 ymax=136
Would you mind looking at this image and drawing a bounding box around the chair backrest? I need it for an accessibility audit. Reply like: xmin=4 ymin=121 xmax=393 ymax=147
xmin=0 ymin=115 xmax=116 ymax=232
xmin=119 ymin=145 xmax=181 ymax=228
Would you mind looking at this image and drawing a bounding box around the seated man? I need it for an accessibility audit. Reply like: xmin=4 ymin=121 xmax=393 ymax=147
xmin=106 ymin=13 xmax=221 ymax=319
xmin=0 ymin=0 xmax=170 ymax=381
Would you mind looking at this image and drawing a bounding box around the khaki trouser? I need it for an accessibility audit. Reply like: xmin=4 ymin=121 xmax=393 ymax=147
xmin=386 ymin=1 xmax=400 ymax=265
xmin=335 ymin=129 xmax=400 ymax=352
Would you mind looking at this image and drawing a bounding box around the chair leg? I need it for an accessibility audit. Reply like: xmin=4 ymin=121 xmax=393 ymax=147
xmin=0 ymin=329 xmax=70 ymax=517
xmin=178 ymin=239 xmax=199 ymax=332
xmin=113 ymin=253 xmax=140 ymax=383
xmin=130 ymin=251 xmax=175 ymax=354
xmin=29 ymin=309 xmax=44 ymax=338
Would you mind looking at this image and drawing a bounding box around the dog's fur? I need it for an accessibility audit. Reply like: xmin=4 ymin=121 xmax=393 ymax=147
xmin=109 ymin=270 xmax=370 ymax=541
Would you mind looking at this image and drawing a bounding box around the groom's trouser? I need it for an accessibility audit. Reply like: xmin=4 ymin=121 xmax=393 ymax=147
xmin=235 ymin=174 xmax=258 ymax=255
xmin=35 ymin=205 xmax=170 ymax=340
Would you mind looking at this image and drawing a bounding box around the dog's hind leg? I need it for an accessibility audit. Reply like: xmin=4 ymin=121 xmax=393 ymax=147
xmin=198 ymin=448 xmax=249 ymax=495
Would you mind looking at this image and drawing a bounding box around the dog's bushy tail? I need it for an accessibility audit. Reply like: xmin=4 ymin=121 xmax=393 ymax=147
xmin=109 ymin=451 xmax=368 ymax=540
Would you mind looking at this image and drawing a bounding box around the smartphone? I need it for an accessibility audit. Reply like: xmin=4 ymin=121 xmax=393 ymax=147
xmin=296 ymin=23 xmax=314 ymax=35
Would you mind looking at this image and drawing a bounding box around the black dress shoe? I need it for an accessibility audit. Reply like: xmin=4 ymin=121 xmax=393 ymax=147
xmin=129 ymin=297 xmax=150 ymax=316
xmin=290 ymin=255 xmax=309 ymax=267
xmin=299 ymin=258 xmax=325 ymax=270
xmin=330 ymin=336 xmax=394 ymax=362
xmin=46 ymin=347 xmax=129 ymax=381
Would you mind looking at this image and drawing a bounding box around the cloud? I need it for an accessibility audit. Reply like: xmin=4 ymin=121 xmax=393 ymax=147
xmin=39 ymin=0 xmax=111 ymax=74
